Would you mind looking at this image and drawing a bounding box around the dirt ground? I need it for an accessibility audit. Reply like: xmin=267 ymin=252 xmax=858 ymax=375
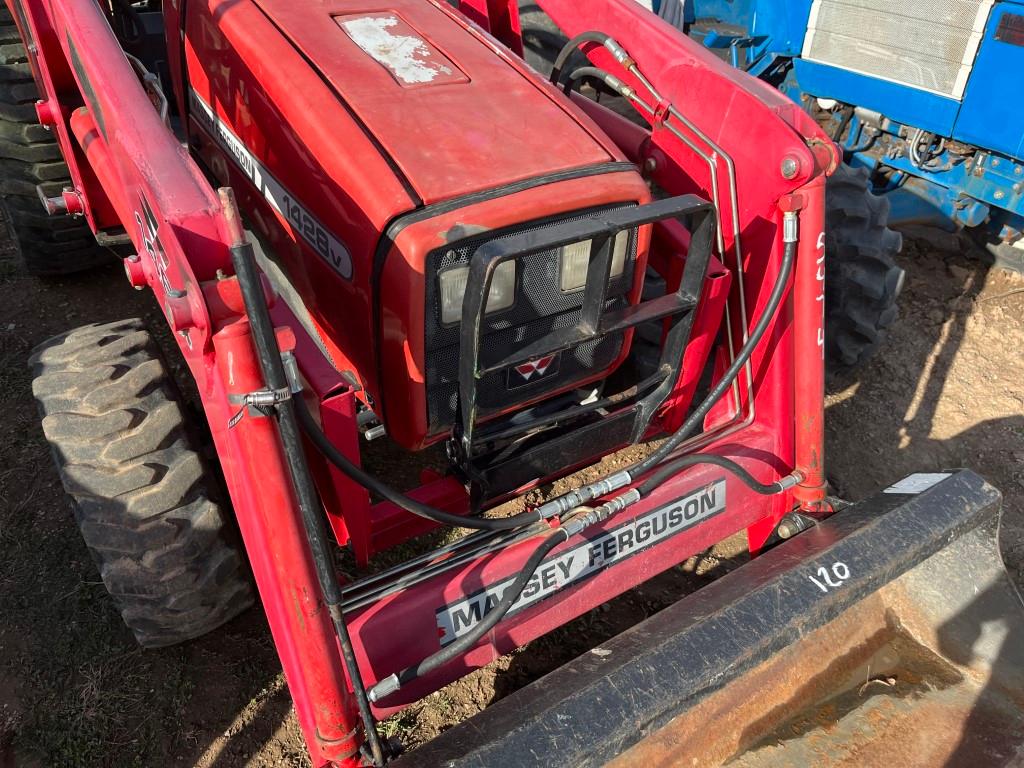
xmin=0 ymin=231 xmax=1022 ymax=767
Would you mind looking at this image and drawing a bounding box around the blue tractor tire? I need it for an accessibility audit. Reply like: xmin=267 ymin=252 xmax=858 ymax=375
xmin=825 ymin=164 xmax=905 ymax=370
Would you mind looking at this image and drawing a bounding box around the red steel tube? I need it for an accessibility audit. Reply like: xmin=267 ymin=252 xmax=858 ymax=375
xmin=212 ymin=318 xmax=361 ymax=766
xmin=787 ymin=177 xmax=831 ymax=514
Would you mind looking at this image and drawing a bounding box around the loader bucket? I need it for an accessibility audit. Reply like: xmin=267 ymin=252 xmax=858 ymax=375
xmin=395 ymin=470 xmax=1024 ymax=767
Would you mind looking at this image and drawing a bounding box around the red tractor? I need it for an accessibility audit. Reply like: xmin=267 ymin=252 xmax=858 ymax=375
xmin=9 ymin=0 xmax=1024 ymax=765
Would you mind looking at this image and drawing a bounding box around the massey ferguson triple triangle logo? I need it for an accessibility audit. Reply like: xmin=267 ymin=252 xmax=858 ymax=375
xmin=508 ymin=353 xmax=560 ymax=388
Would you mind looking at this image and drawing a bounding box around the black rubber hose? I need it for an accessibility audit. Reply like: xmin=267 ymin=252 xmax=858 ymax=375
xmin=631 ymin=237 xmax=797 ymax=478
xmin=562 ymin=65 xmax=615 ymax=95
xmin=550 ymin=30 xmax=612 ymax=87
xmin=370 ymin=527 xmax=568 ymax=701
xmin=295 ymin=397 xmax=542 ymax=531
xmin=228 ymin=238 xmax=387 ymax=767
xmin=638 ymin=453 xmax=783 ymax=497
xmin=830 ymin=106 xmax=854 ymax=142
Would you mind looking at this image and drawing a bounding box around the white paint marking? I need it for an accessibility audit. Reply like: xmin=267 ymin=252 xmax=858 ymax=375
xmin=436 ymin=480 xmax=727 ymax=645
xmin=809 ymin=561 xmax=850 ymax=593
xmin=883 ymin=473 xmax=952 ymax=494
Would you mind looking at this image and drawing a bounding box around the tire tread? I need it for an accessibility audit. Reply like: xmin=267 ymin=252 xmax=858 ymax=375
xmin=825 ymin=165 xmax=905 ymax=369
xmin=30 ymin=319 xmax=253 ymax=648
xmin=0 ymin=14 xmax=107 ymax=275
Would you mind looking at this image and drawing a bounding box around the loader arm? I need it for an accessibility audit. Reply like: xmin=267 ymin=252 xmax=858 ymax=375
xmin=525 ymin=0 xmax=839 ymax=517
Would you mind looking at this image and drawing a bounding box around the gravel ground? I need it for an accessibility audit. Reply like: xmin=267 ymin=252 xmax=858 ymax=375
xmin=0 ymin=231 xmax=1021 ymax=767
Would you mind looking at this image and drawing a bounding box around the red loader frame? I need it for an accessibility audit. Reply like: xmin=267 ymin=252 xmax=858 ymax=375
xmin=10 ymin=0 xmax=836 ymax=764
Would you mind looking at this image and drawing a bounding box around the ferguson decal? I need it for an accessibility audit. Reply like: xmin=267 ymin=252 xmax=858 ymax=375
xmin=436 ymin=479 xmax=727 ymax=645
xmin=189 ymin=89 xmax=353 ymax=280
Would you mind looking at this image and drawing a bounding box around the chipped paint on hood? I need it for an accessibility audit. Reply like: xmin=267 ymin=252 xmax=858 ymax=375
xmin=339 ymin=14 xmax=458 ymax=86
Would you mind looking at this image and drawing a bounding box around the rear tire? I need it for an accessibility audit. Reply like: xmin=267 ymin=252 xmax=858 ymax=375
xmin=825 ymin=164 xmax=905 ymax=370
xmin=30 ymin=319 xmax=253 ymax=648
xmin=0 ymin=8 xmax=108 ymax=276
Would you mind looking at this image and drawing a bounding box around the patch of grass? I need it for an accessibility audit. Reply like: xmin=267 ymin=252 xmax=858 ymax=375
xmin=379 ymin=706 xmax=419 ymax=742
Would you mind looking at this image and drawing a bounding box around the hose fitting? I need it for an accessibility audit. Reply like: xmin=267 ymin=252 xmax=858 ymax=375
xmin=602 ymin=38 xmax=635 ymax=69
xmin=535 ymin=470 xmax=633 ymax=520
xmin=774 ymin=472 xmax=804 ymax=492
xmin=368 ymin=674 xmax=399 ymax=704
xmin=783 ymin=209 xmax=799 ymax=244
xmin=562 ymin=489 xmax=641 ymax=538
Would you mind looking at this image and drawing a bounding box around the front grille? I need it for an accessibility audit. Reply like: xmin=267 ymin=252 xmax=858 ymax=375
xmin=802 ymin=0 xmax=993 ymax=99
xmin=424 ymin=205 xmax=637 ymax=434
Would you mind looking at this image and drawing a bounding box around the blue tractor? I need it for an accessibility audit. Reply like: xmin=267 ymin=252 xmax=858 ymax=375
xmin=640 ymin=0 xmax=1024 ymax=365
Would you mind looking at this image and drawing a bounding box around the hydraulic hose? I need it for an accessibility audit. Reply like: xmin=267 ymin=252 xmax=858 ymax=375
xmin=550 ymin=30 xmax=613 ymax=87
xmin=295 ymin=397 xmax=543 ymax=532
xmin=363 ymin=458 xmax=799 ymax=705
xmin=561 ymin=65 xmax=614 ymax=95
xmin=218 ymin=190 xmax=386 ymax=767
xmin=368 ymin=526 xmax=568 ymax=703
xmin=531 ymin=212 xmax=801 ymax=520
xmin=630 ymin=217 xmax=798 ymax=478
xmin=637 ymin=453 xmax=800 ymax=497
xmin=830 ymin=106 xmax=853 ymax=142
xmin=545 ymin=33 xmax=802 ymax=492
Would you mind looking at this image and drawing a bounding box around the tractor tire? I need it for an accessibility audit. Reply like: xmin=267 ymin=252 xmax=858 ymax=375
xmin=825 ymin=164 xmax=905 ymax=370
xmin=0 ymin=8 xmax=107 ymax=276
xmin=29 ymin=319 xmax=253 ymax=648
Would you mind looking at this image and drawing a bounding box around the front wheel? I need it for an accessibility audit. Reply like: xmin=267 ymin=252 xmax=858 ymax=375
xmin=30 ymin=319 xmax=253 ymax=647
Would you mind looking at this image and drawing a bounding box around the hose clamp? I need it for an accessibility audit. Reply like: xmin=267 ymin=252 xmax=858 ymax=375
xmin=227 ymin=386 xmax=292 ymax=428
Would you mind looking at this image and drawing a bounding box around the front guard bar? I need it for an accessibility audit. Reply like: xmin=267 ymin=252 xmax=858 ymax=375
xmin=455 ymin=194 xmax=716 ymax=472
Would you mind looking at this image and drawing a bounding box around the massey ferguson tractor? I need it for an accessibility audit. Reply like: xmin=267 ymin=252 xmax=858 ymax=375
xmin=9 ymin=0 xmax=1024 ymax=765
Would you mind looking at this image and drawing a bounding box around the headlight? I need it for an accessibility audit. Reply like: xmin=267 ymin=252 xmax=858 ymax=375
xmin=559 ymin=231 xmax=629 ymax=293
xmin=439 ymin=260 xmax=516 ymax=324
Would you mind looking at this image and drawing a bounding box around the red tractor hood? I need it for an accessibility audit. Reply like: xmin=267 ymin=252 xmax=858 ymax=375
xmin=251 ymin=0 xmax=623 ymax=205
